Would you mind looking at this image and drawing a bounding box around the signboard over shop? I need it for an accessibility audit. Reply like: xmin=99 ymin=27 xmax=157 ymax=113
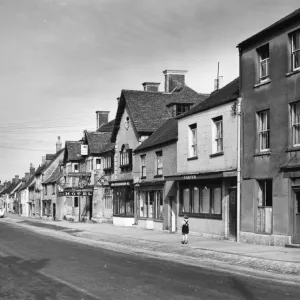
xmin=68 ymin=172 xmax=91 ymax=177
xmin=58 ymin=191 xmax=93 ymax=197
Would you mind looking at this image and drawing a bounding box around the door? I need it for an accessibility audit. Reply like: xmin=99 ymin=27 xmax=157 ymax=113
xmin=53 ymin=203 xmax=56 ymax=220
xmin=228 ymin=188 xmax=237 ymax=239
xmin=169 ymin=196 xmax=176 ymax=233
xmin=294 ymin=192 xmax=300 ymax=244
xmin=89 ymin=196 xmax=93 ymax=220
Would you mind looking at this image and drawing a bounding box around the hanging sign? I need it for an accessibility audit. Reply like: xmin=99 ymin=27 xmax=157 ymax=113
xmin=81 ymin=145 xmax=88 ymax=156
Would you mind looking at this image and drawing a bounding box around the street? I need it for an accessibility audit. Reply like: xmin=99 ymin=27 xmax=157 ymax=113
xmin=0 ymin=222 xmax=298 ymax=300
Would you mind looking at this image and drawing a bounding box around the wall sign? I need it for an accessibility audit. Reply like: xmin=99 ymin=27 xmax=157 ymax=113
xmin=58 ymin=191 xmax=93 ymax=196
xmin=81 ymin=145 xmax=88 ymax=156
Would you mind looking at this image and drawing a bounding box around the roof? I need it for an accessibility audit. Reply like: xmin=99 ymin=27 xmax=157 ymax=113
xmin=20 ymin=174 xmax=35 ymax=190
xmin=43 ymin=165 xmax=62 ymax=184
xmin=177 ymin=78 xmax=240 ymax=119
xmin=134 ymin=118 xmax=178 ymax=153
xmin=35 ymin=148 xmax=64 ymax=175
xmin=35 ymin=164 xmax=48 ymax=176
xmin=64 ymin=141 xmax=83 ymax=162
xmin=0 ymin=179 xmax=22 ymax=196
xmin=96 ymin=119 xmax=115 ymax=132
xmin=238 ymin=8 xmax=300 ymax=49
xmin=112 ymin=86 xmax=199 ymax=141
xmin=85 ymin=131 xmax=115 ymax=155
xmin=46 ymin=154 xmax=55 ymax=160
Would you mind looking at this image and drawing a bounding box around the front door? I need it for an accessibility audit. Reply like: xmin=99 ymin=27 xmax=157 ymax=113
xmin=228 ymin=188 xmax=237 ymax=239
xmin=89 ymin=196 xmax=93 ymax=220
xmin=53 ymin=203 xmax=56 ymax=220
xmin=294 ymin=192 xmax=300 ymax=243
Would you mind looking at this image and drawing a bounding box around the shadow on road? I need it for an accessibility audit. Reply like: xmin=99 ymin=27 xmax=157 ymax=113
xmin=0 ymin=255 xmax=96 ymax=300
xmin=230 ymin=276 xmax=256 ymax=300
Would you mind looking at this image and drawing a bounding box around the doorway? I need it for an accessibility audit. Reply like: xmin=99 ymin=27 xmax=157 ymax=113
xmin=53 ymin=203 xmax=56 ymax=220
xmin=228 ymin=188 xmax=237 ymax=239
xmin=88 ymin=196 xmax=93 ymax=220
xmin=294 ymin=191 xmax=300 ymax=244
xmin=169 ymin=196 xmax=176 ymax=233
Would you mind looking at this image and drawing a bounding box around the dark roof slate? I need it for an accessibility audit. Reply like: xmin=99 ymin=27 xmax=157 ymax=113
xmin=43 ymin=166 xmax=62 ymax=184
xmin=86 ymin=132 xmax=115 ymax=154
xmin=134 ymin=118 xmax=178 ymax=153
xmin=20 ymin=175 xmax=35 ymax=190
xmin=96 ymin=119 xmax=115 ymax=132
xmin=65 ymin=141 xmax=83 ymax=161
xmin=177 ymin=78 xmax=239 ymax=119
xmin=0 ymin=180 xmax=22 ymax=196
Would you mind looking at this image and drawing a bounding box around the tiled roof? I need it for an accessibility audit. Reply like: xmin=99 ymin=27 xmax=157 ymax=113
xmin=43 ymin=166 xmax=62 ymax=184
xmin=96 ymin=119 xmax=115 ymax=132
xmin=20 ymin=175 xmax=35 ymax=190
xmin=46 ymin=154 xmax=55 ymax=160
xmin=112 ymin=86 xmax=199 ymax=141
xmin=0 ymin=180 xmax=22 ymax=196
xmin=35 ymin=164 xmax=48 ymax=176
xmin=86 ymin=132 xmax=115 ymax=155
xmin=65 ymin=141 xmax=83 ymax=162
xmin=134 ymin=118 xmax=178 ymax=153
xmin=238 ymin=8 xmax=300 ymax=48
xmin=177 ymin=78 xmax=240 ymax=119
xmin=35 ymin=148 xmax=65 ymax=175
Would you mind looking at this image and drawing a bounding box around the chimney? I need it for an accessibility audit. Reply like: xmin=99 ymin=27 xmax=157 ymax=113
xmin=163 ymin=70 xmax=187 ymax=93
xmin=15 ymin=175 xmax=19 ymax=182
xmin=30 ymin=163 xmax=35 ymax=175
xmin=142 ymin=82 xmax=160 ymax=92
xmin=56 ymin=136 xmax=62 ymax=153
xmin=96 ymin=111 xmax=109 ymax=130
xmin=24 ymin=172 xmax=30 ymax=181
xmin=42 ymin=156 xmax=46 ymax=165
xmin=214 ymin=76 xmax=223 ymax=91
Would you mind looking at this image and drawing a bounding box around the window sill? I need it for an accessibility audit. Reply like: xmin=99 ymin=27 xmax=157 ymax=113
xmin=154 ymin=175 xmax=163 ymax=178
xmin=179 ymin=213 xmax=222 ymax=220
xmin=187 ymin=156 xmax=198 ymax=161
xmin=253 ymin=78 xmax=271 ymax=88
xmin=286 ymin=68 xmax=300 ymax=77
xmin=286 ymin=145 xmax=300 ymax=152
xmin=254 ymin=151 xmax=271 ymax=157
xmin=210 ymin=151 xmax=224 ymax=158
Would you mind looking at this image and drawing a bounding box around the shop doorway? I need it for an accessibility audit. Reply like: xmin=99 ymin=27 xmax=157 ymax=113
xmin=228 ymin=188 xmax=237 ymax=239
xmin=294 ymin=191 xmax=300 ymax=244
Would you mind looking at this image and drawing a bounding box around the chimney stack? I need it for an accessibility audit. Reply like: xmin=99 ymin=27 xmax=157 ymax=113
xmin=214 ymin=76 xmax=223 ymax=91
xmin=96 ymin=111 xmax=109 ymax=130
xmin=29 ymin=163 xmax=35 ymax=175
xmin=15 ymin=175 xmax=19 ymax=182
xmin=142 ymin=82 xmax=160 ymax=92
xmin=163 ymin=70 xmax=187 ymax=93
xmin=42 ymin=156 xmax=46 ymax=165
xmin=24 ymin=172 xmax=30 ymax=181
xmin=56 ymin=136 xmax=62 ymax=153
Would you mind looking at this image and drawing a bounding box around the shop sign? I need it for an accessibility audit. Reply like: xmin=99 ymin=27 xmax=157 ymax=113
xmin=111 ymin=181 xmax=131 ymax=187
xmin=68 ymin=172 xmax=91 ymax=177
xmin=183 ymin=175 xmax=196 ymax=180
xmin=58 ymin=191 xmax=93 ymax=196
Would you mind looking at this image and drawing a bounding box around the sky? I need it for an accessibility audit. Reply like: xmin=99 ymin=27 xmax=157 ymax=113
xmin=0 ymin=0 xmax=299 ymax=182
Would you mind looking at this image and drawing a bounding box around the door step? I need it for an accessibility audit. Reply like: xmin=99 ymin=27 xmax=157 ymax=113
xmin=285 ymin=243 xmax=300 ymax=248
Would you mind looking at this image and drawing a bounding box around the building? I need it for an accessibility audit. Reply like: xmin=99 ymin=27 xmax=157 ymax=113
xmin=133 ymin=118 xmax=178 ymax=231
xmin=238 ymin=8 xmax=300 ymax=246
xmin=166 ymin=78 xmax=239 ymax=239
xmin=110 ymin=69 xmax=207 ymax=226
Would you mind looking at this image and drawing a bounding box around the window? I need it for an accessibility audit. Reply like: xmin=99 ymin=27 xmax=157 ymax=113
xmin=103 ymin=155 xmax=112 ymax=170
xmin=258 ymin=110 xmax=270 ymax=151
xmin=176 ymin=104 xmax=191 ymax=116
xmin=257 ymin=180 xmax=272 ymax=234
xmin=212 ymin=116 xmax=223 ymax=153
xmin=120 ymin=145 xmax=132 ymax=167
xmin=44 ymin=185 xmax=47 ymax=195
xmin=156 ymin=151 xmax=163 ymax=176
xmin=141 ymin=155 xmax=146 ymax=178
xmin=188 ymin=124 xmax=197 ymax=158
xmin=52 ymin=184 xmax=55 ymax=195
xmin=291 ymin=102 xmax=300 ymax=146
xmin=73 ymin=164 xmax=79 ymax=173
xmin=96 ymin=158 xmax=101 ymax=170
xmin=257 ymin=44 xmax=270 ymax=81
xmin=179 ymin=184 xmax=222 ymax=218
xmin=104 ymin=188 xmax=113 ymax=210
xmin=139 ymin=190 xmax=163 ymax=220
xmin=74 ymin=197 xmax=79 ymax=208
xmin=291 ymin=30 xmax=300 ymax=71
xmin=113 ymin=187 xmax=134 ymax=216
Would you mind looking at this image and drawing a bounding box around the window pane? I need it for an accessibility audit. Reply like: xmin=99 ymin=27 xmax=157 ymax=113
xmin=139 ymin=192 xmax=145 ymax=217
xmin=294 ymin=50 xmax=300 ymax=69
xmin=293 ymin=32 xmax=300 ymax=50
xmin=148 ymin=191 xmax=154 ymax=218
xmin=212 ymin=187 xmax=221 ymax=214
xmin=183 ymin=189 xmax=190 ymax=213
xmin=201 ymin=188 xmax=210 ymax=213
xmin=192 ymin=187 xmax=200 ymax=213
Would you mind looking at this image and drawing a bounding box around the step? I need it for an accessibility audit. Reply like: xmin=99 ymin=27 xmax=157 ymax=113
xmin=285 ymin=243 xmax=300 ymax=248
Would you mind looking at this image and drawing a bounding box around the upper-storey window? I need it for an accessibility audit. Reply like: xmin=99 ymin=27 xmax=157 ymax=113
xmin=291 ymin=102 xmax=300 ymax=146
xmin=176 ymin=104 xmax=191 ymax=116
xmin=140 ymin=155 xmax=146 ymax=178
xmin=188 ymin=124 xmax=197 ymax=158
xmin=155 ymin=151 xmax=163 ymax=176
xmin=212 ymin=116 xmax=223 ymax=153
xmin=257 ymin=110 xmax=270 ymax=151
xmin=120 ymin=144 xmax=132 ymax=168
xmin=257 ymin=44 xmax=270 ymax=81
xmin=291 ymin=30 xmax=300 ymax=71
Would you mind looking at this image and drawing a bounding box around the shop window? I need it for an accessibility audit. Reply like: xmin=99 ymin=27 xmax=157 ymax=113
xmin=179 ymin=184 xmax=222 ymax=219
xmin=113 ymin=187 xmax=134 ymax=216
xmin=155 ymin=151 xmax=163 ymax=176
xmin=257 ymin=180 xmax=272 ymax=234
xmin=139 ymin=190 xmax=163 ymax=220
xmin=141 ymin=155 xmax=146 ymax=178
xmin=104 ymin=188 xmax=113 ymax=210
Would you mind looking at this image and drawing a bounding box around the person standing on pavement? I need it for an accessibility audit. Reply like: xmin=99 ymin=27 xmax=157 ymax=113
xmin=181 ymin=215 xmax=189 ymax=244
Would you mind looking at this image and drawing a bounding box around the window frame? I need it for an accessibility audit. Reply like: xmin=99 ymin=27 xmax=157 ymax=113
xmin=257 ymin=110 xmax=270 ymax=152
xmin=291 ymin=29 xmax=300 ymax=71
xmin=257 ymin=44 xmax=270 ymax=81
xmin=291 ymin=102 xmax=300 ymax=146
xmin=96 ymin=158 xmax=101 ymax=170
xmin=212 ymin=116 xmax=223 ymax=154
xmin=155 ymin=151 xmax=163 ymax=177
xmin=140 ymin=155 xmax=146 ymax=178
xmin=138 ymin=190 xmax=163 ymax=220
xmin=120 ymin=145 xmax=133 ymax=169
xmin=188 ymin=123 xmax=197 ymax=158
xmin=74 ymin=197 xmax=79 ymax=208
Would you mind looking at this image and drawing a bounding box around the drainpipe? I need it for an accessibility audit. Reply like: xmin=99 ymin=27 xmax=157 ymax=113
xmin=237 ymin=97 xmax=242 ymax=243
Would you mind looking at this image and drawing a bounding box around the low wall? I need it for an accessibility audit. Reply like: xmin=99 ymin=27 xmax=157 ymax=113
xmin=113 ymin=216 xmax=135 ymax=227
xmin=240 ymin=231 xmax=291 ymax=247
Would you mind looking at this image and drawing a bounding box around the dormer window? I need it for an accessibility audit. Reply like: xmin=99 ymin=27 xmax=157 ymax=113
xmin=120 ymin=144 xmax=132 ymax=168
xmin=175 ymin=104 xmax=191 ymax=116
xmin=257 ymin=44 xmax=270 ymax=81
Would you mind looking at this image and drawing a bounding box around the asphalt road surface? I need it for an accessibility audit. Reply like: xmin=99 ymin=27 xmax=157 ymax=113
xmin=0 ymin=222 xmax=299 ymax=300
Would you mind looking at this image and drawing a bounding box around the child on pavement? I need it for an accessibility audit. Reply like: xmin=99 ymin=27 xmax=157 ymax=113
xmin=181 ymin=215 xmax=189 ymax=244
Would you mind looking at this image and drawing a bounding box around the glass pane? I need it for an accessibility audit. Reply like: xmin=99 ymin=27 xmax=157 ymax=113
xmin=212 ymin=187 xmax=221 ymax=214
xmin=201 ymin=188 xmax=210 ymax=213
xmin=294 ymin=125 xmax=300 ymax=145
xmin=148 ymin=191 xmax=154 ymax=218
xmin=139 ymin=192 xmax=145 ymax=217
xmin=294 ymin=50 xmax=300 ymax=69
xmin=183 ymin=189 xmax=190 ymax=213
xmin=293 ymin=32 xmax=300 ymax=50
xmin=192 ymin=187 xmax=200 ymax=213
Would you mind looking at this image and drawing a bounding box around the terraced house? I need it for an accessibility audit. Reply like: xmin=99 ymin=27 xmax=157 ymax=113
xmin=110 ymin=69 xmax=208 ymax=227
xmin=238 ymin=8 xmax=300 ymax=246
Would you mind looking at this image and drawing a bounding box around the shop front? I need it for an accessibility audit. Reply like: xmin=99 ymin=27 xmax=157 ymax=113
xmin=110 ymin=180 xmax=134 ymax=226
xmin=135 ymin=181 xmax=164 ymax=230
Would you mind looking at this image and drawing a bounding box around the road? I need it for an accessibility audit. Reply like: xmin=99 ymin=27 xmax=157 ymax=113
xmin=0 ymin=222 xmax=298 ymax=300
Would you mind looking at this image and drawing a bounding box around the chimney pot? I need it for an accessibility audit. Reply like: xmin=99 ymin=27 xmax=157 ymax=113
xmin=162 ymin=70 xmax=188 ymax=93
xmin=142 ymin=82 xmax=160 ymax=92
xmin=96 ymin=111 xmax=109 ymax=130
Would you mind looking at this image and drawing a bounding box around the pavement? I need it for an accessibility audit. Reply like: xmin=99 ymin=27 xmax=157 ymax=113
xmin=3 ymin=212 xmax=300 ymax=277
xmin=1 ymin=221 xmax=299 ymax=300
